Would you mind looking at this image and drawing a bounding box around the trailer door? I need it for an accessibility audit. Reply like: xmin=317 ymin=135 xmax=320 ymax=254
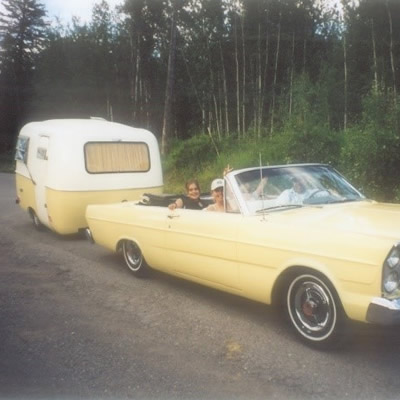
xmin=34 ymin=136 xmax=50 ymax=227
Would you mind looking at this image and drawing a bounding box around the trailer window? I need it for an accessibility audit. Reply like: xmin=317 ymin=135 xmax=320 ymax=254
xmin=37 ymin=136 xmax=49 ymax=160
xmin=15 ymin=136 xmax=29 ymax=163
xmin=84 ymin=142 xmax=150 ymax=173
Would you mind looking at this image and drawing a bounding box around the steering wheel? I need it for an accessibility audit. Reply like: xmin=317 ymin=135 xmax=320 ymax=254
xmin=307 ymin=189 xmax=331 ymax=199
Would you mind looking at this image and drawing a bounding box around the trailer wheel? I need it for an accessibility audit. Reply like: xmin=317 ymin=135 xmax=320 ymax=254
xmin=30 ymin=210 xmax=44 ymax=231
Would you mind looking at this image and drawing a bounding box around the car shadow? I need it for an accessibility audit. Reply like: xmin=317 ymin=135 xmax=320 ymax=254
xmin=15 ymin=220 xmax=86 ymax=242
xmin=16 ymin=219 xmax=400 ymax=360
xmin=149 ymin=269 xmax=400 ymax=357
xmin=96 ymin=251 xmax=400 ymax=353
xmin=347 ymin=321 xmax=400 ymax=351
xmin=69 ymin=246 xmax=400 ymax=359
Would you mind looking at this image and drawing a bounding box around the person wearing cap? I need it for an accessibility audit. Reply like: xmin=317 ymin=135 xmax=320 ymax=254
xmin=204 ymin=178 xmax=225 ymax=212
xmin=168 ymin=179 xmax=206 ymax=210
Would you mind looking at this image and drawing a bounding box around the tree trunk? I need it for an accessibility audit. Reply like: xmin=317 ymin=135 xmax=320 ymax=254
xmin=217 ymin=71 xmax=223 ymax=137
xmin=144 ymin=81 xmax=150 ymax=128
xmin=212 ymin=91 xmax=221 ymax=139
xmin=343 ymin=31 xmax=348 ymax=131
xmin=386 ymin=0 xmax=397 ymax=105
xmin=129 ymin=31 xmax=137 ymax=122
xmin=205 ymin=25 xmax=221 ymax=139
xmin=107 ymin=96 xmax=113 ymax=121
xmin=241 ymin=14 xmax=246 ymax=138
xmin=161 ymin=3 xmax=177 ymax=155
xmin=270 ymin=11 xmax=281 ymax=136
xmin=219 ymin=41 xmax=229 ymax=136
xmin=289 ymin=31 xmax=295 ymax=117
xmin=257 ymin=22 xmax=262 ymax=138
xmin=135 ymin=36 xmax=141 ymax=120
xmin=260 ymin=13 xmax=269 ymax=137
xmin=371 ymin=18 xmax=378 ymax=95
xmin=234 ymin=13 xmax=241 ymax=138
xmin=181 ymin=48 xmax=205 ymax=132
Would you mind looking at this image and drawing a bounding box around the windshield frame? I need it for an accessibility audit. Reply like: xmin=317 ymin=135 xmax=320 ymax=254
xmin=224 ymin=164 xmax=365 ymax=216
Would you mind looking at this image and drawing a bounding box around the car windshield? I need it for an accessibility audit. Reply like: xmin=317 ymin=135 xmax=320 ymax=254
xmin=233 ymin=165 xmax=365 ymax=214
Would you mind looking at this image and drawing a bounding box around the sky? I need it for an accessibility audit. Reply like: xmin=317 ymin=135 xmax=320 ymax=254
xmin=0 ymin=0 xmax=346 ymax=24
xmin=42 ymin=0 xmax=345 ymax=24
xmin=42 ymin=0 xmax=124 ymax=23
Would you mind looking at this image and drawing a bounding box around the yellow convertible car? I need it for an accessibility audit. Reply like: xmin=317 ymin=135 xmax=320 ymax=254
xmin=85 ymin=164 xmax=400 ymax=348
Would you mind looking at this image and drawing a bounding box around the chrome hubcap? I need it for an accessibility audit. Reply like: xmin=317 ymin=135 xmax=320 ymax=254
xmin=124 ymin=241 xmax=142 ymax=271
xmin=294 ymin=282 xmax=330 ymax=332
xmin=288 ymin=275 xmax=337 ymax=341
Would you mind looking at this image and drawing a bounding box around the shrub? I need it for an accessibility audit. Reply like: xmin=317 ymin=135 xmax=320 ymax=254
xmin=340 ymin=92 xmax=400 ymax=201
xmin=163 ymin=90 xmax=400 ymax=203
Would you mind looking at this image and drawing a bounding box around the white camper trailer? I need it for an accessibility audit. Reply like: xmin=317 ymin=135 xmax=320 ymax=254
xmin=15 ymin=119 xmax=163 ymax=234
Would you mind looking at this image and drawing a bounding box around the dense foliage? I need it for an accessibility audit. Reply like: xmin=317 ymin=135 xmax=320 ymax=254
xmin=163 ymin=95 xmax=400 ymax=203
xmin=1 ymin=0 xmax=400 ymax=200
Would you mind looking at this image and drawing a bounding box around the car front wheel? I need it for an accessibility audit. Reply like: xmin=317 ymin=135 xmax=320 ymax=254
xmin=122 ymin=240 xmax=149 ymax=278
xmin=286 ymin=273 xmax=344 ymax=348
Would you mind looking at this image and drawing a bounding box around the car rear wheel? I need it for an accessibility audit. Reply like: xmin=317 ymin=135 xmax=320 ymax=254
xmin=122 ymin=240 xmax=149 ymax=278
xmin=286 ymin=273 xmax=345 ymax=348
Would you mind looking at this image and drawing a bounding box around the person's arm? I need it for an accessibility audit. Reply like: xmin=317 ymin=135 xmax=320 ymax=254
xmin=168 ymin=197 xmax=184 ymax=210
xmin=223 ymin=164 xmax=233 ymax=176
xmin=253 ymin=177 xmax=268 ymax=198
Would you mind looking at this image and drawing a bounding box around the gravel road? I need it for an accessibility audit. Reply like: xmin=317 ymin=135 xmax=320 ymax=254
xmin=1 ymin=172 xmax=400 ymax=400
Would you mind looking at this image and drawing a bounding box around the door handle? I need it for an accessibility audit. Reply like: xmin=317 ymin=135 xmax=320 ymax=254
xmin=168 ymin=214 xmax=180 ymax=219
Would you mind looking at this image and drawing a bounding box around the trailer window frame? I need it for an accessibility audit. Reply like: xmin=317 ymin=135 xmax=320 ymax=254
xmin=15 ymin=136 xmax=30 ymax=164
xmin=84 ymin=141 xmax=151 ymax=174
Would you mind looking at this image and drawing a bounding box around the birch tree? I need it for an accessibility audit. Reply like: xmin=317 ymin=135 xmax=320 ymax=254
xmin=385 ymin=0 xmax=397 ymax=105
xmin=370 ymin=18 xmax=378 ymax=95
xmin=270 ymin=10 xmax=281 ymax=135
xmin=161 ymin=1 xmax=177 ymax=155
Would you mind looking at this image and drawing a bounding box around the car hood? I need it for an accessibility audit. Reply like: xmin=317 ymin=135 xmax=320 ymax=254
xmin=277 ymin=200 xmax=400 ymax=242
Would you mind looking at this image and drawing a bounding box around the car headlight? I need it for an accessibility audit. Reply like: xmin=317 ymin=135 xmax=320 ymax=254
xmin=384 ymin=271 xmax=399 ymax=293
xmin=387 ymin=252 xmax=400 ymax=269
xmin=383 ymin=244 xmax=400 ymax=296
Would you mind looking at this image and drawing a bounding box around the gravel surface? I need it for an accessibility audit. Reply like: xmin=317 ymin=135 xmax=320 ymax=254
xmin=1 ymin=172 xmax=400 ymax=400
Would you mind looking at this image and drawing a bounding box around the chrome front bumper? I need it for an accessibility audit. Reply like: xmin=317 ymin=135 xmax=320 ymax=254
xmin=366 ymin=298 xmax=400 ymax=325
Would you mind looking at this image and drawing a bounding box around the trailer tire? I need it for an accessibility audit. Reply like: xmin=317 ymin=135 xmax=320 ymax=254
xmin=30 ymin=210 xmax=44 ymax=231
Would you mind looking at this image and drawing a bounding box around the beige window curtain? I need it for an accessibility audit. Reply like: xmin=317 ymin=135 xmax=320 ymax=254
xmin=85 ymin=142 xmax=150 ymax=173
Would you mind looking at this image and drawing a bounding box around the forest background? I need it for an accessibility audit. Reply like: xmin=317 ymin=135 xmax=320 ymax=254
xmin=1 ymin=0 xmax=400 ymax=201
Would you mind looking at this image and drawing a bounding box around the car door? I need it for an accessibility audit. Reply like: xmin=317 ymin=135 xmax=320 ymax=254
xmin=165 ymin=209 xmax=240 ymax=291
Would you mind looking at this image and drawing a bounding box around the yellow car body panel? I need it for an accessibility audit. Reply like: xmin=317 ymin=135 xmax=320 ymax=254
xmin=85 ymin=164 xmax=400 ymax=347
xmin=86 ymin=199 xmax=398 ymax=323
